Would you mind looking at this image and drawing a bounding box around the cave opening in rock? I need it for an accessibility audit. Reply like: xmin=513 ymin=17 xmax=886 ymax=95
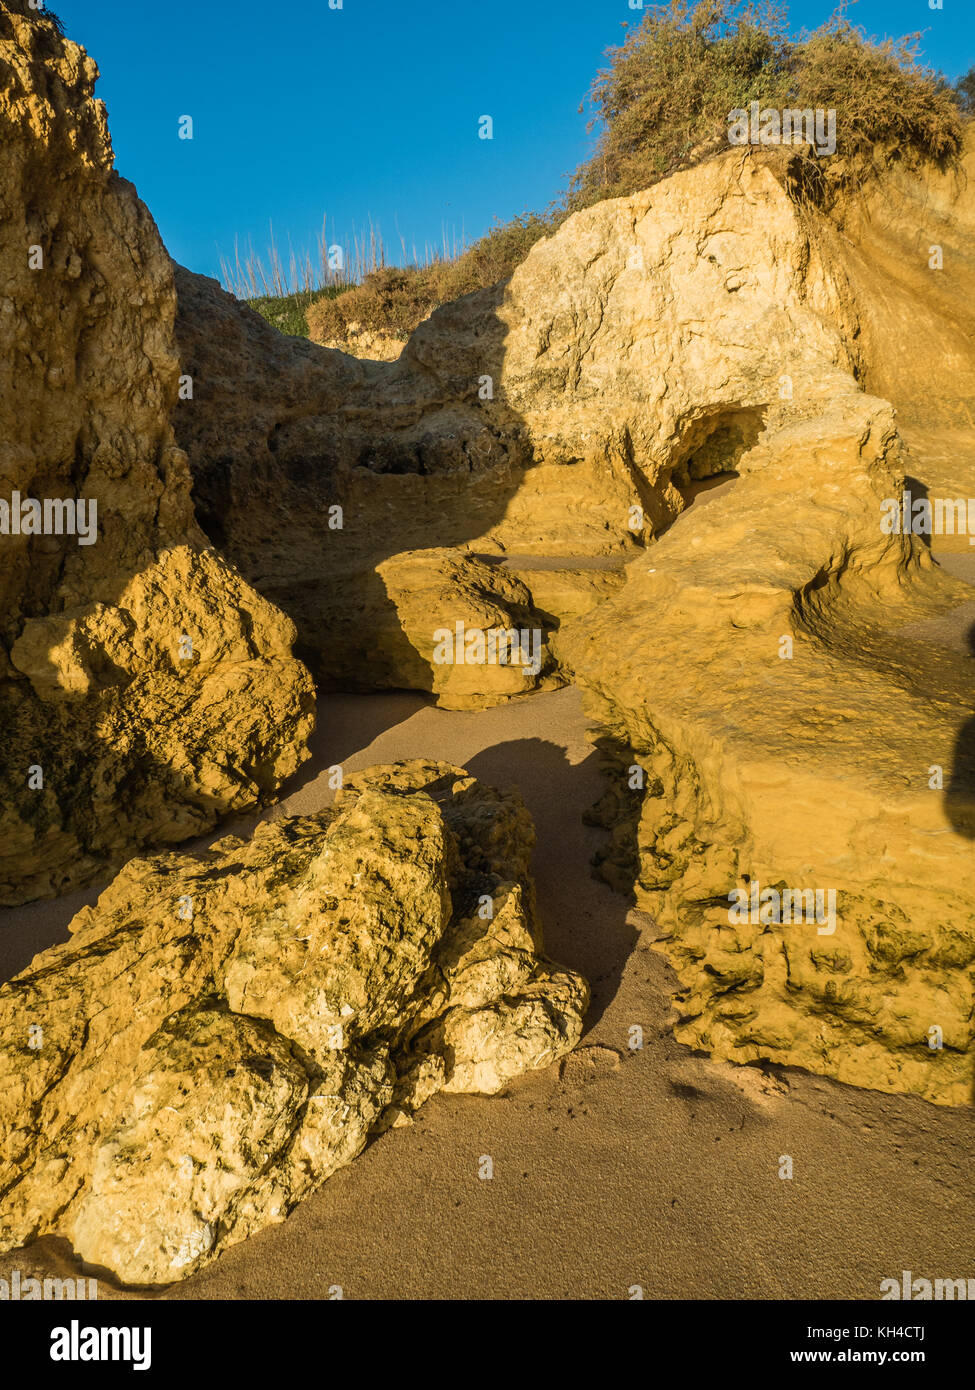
xmin=654 ymin=404 xmax=765 ymax=535
xmin=670 ymin=404 xmax=766 ymax=487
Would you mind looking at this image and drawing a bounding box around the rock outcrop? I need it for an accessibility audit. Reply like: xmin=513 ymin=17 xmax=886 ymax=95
xmin=0 ymin=1 xmax=314 ymax=904
xmin=0 ymin=759 xmax=588 ymax=1284
xmin=554 ymin=150 xmax=975 ymax=1105
xmin=172 ymin=265 xmax=646 ymax=699
xmin=10 ymin=0 xmax=972 ymax=1308
xmin=20 ymin=0 xmax=965 ymax=1109
xmin=175 ymin=137 xmax=975 ymax=1105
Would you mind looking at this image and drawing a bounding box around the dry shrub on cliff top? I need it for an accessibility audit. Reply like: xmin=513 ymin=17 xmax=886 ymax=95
xmin=571 ymin=0 xmax=965 ymax=206
xmin=571 ymin=0 xmax=790 ymax=204
xmin=252 ymin=0 xmax=968 ymax=346
xmin=4 ymin=0 xmax=63 ymax=29
xmin=305 ymin=211 xmax=559 ymax=346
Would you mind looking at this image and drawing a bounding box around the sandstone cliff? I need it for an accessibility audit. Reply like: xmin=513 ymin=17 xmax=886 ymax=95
xmin=551 ymin=147 xmax=975 ymax=1105
xmin=0 ymin=1 xmax=314 ymax=905
xmin=6 ymin=0 xmax=971 ymax=1118
xmin=174 ymin=139 xmax=975 ymax=1105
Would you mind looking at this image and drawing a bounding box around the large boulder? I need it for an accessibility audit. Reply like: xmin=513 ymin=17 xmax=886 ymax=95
xmin=0 ymin=760 xmax=588 ymax=1284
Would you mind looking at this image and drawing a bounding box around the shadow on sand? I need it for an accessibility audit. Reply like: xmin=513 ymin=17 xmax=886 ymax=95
xmin=945 ymin=619 xmax=975 ymax=839
xmin=464 ymin=736 xmax=638 ymax=1029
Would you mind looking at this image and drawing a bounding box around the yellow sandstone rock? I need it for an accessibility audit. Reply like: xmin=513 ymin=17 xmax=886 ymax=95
xmin=0 ymin=760 xmax=588 ymax=1284
xmin=0 ymin=2 xmax=314 ymax=904
xmin=551 ymin=150 xmax=975 ymax=1105
xmin=172 ymin=129 xmax=975 ymax=1104
xmin=5 ymin=0 xmax=972 ymax=1122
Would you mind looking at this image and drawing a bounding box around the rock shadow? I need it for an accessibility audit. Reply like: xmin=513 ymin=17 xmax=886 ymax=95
xmin=464 ymin=736 xmax=638 ymax=1028
xmin=173 ymin=269 xmax=538 ymax=701
xmin=265 ymin=689 xmax=431 ymax=810
xmin=945 ymin=619 xmax=975 ymax=838
xmin=0 ymin=264 xmax=534 ymax=911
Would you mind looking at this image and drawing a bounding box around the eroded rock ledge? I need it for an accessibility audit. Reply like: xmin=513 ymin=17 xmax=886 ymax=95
xmin=552 ymin=148 xmax=975 ymax=1107
xmin=0 ymin=760 xmax=588 ymax=1284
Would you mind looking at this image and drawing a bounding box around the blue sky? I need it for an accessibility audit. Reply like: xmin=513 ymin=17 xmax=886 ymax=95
xmin=52 ymin=0 xmax=973 ymax=288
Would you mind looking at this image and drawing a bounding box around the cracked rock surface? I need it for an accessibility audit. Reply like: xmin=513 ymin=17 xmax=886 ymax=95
xmin=0 ymin=759 xmax=588 ymax=1284
xmin=0 ymin=1 xmax=314 ymax=905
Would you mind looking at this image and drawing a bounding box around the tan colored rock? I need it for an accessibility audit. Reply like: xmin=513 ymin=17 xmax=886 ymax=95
xmin=0 ymin=759 xmax=588 ymax=1284
xmin=563 ymin=401 xmax=975 ymax=1105
xmin=172 ymin=265 xmax=648 ymax=692
xmin=316 ymin=320 xmax=407 ymax=362
xmin=173 ymin=130 xmax=974 ymax=1103
xmin=496 ymin=557 xmax=625 ymax=625
xmin=0 ymin=2 xmax=313 ymax=904
xmin=553 ymin=151 xmax=975 ymax=1106
xmin=370 ymin=548 xmax=561 ymax=706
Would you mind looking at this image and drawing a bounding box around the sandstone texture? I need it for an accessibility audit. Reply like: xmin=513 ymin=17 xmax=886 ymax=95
xmin=0 ymin=1 xmax=314 ymax=905
xmin=9 ymin=0 xmax=973 ymax=1310
xmin=368 ymin=548 xmax=561 ymax=704
xmin=554 ymin=149 xmax=975 ymax=1105
xmin=0 ymin=759 xmax=588 ymax=1284
xmin=6 ymin=0 xmax=971 ymax=1151
xmin=172 ymin=264 xmax=647 ymax=701
xmin=175 ymin=138 xmax=975 ymax=1105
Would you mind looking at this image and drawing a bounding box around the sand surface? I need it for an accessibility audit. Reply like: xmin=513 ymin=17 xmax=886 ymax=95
xmin=2 ymin=680 xmax=974 ymax=1300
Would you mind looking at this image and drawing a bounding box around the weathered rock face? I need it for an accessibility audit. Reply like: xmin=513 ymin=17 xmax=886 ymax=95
xmin=366 ymin=548 xmax=562 ymax=705
xmin=168 ymin=154 xmax=884 ymax=704
xmin=0 ymin=1 xmax=314 ymax=904
xmin=564 ymin=408 xmax=975 ymax=1105
xmin=0 ymin=759 xmax=589 ymax=1284
xmin=173 ymin=137 xmax=975 ymax=1104
xmin=554 ymin=151 xmax=975 ymax=1106
xmin=172 ymin=266 xmax=648 ymax=700
xmin=813 ymin=139 xmax=975 ymax=542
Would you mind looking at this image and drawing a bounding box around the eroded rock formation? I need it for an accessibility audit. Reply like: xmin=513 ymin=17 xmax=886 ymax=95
xmin=174 ymin=138 xmax=975 ymax=1105
xmin=0 ymin=0 xmax=314 ymax=905
xmin=5 ymin=0 xmax=972 ymax=1204
xmin=172 ymin=265 xmax=639 ymax=699
xmin=0 ymin=760 xmax=588 ymax=1284
xmin=554 ymin=150 xmax=975 ymax=1105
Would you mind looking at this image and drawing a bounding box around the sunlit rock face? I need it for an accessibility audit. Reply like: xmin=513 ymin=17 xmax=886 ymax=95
xmin=0 ymin=759 xmax=589 ymax=1284
xmin=552 ymin=151 xmax=975 ymax=1107
xmin=0 ymin=0 xmax=314 ymax=906
xmin=172 ymin=120 xmax=975 ymax=1105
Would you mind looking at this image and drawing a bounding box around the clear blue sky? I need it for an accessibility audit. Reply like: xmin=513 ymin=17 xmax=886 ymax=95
xmin=52 ymin=0 xmax=973 ymax=288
